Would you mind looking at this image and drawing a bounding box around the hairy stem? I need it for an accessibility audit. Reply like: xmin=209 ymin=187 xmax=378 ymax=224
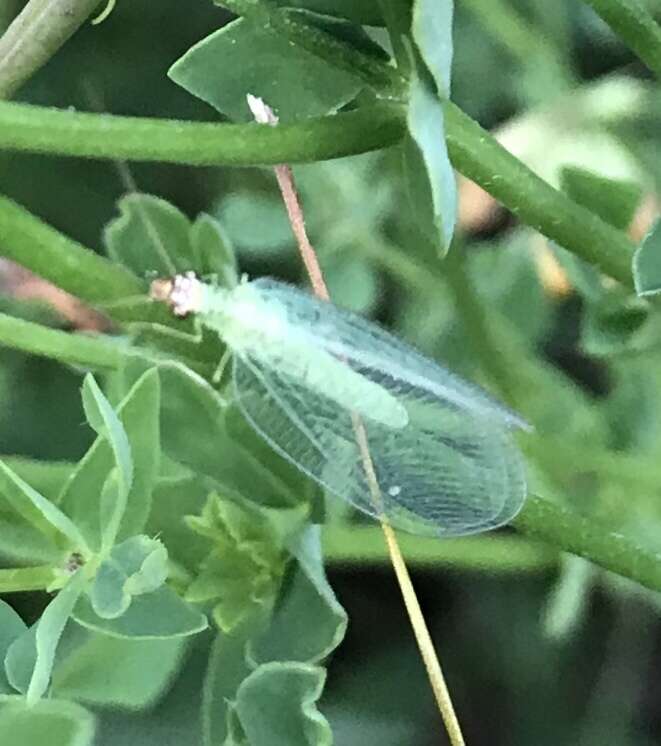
xmin=0 ymin=100 xmax=406 ymax=165
xmin=583 ymin=0 xmax=661 ymax=77
xmin=0 ymin=564 xmax=57 ymax=592
xmin=0 ymin=0 xmax=103 ymax=99
xmin=0 ymin=312 xmax=124 ymax=369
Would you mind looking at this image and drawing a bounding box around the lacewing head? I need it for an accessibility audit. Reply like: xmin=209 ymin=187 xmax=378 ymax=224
xmin=150 ymin=272 xmax=204 ymax=317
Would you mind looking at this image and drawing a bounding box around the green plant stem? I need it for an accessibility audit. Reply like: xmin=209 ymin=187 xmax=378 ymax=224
xmin=0 ymin=100 xmax=406 ymax=165
xmin=0 ymin=0 xmax=103 ymax=99
xmin=0 ymin=312 xmax=124 ymax=369
xmin=0 ymin=195 xmax=142 ymax=302
xmin=323 ymin=527 xmax=556 ymax=571
xmin=461 ymin=0 xmax=562 ymax=66
xmin=583 ymin=0 xmax=661 ymax=77
xmin=0 ymin=564 xmax=57 ymax=592
xmin=443 ymin=102 xmax=636 ymax=287
xmin=514 ymin=495 xmax=661 ymax=593
xmin=0 ymin=101 xmax=636 ymax=286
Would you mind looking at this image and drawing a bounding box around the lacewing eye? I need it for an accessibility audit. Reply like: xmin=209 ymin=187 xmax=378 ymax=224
xmin=154 ymin=274 xmax=528 ymax=537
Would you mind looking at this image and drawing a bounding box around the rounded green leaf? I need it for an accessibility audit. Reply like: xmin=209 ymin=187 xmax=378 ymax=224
xmin=0 ymin=695 xmax=95 ymax=746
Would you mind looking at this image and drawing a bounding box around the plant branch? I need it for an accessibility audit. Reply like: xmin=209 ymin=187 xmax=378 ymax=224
xmin=583 ymin=0 xmax=661 ymax=78
xmin=323 ymin=527 xmax=556 ymax=570
xmin=443 ymin=102 xmax=636 ymax=287
xmin=0 ymin=195 xmax=142 ymax=302
xmin=0 ymin=100 xmax=406 ymax=166
xmin=514 ymin=495 xmax=661 ymax=593
xmin=0 ymin=564 xmax=58 ymax=592
xmin=0 ymin=101 xmax=636 ymax=286
xmin=0 ymin=312 xmax=125 ymax=369
xmin=0 ymin=0 xmax=103 ymax=99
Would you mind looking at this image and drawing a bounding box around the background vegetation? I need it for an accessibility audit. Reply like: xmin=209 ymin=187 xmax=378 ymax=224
xmin=1 ymin=0 xmax=661 ymax=744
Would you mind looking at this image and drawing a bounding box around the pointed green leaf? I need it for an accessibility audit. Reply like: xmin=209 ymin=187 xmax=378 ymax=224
xmin=404 ymin=71 xmax=457 ymax=254
xmin=0 ymin=695 xmax=95 ymax=746
xmin=0 ymin=460 xmax=88 ymax=552
xmin=272 ymin=0 xmax=384 ymax=25
xmin=28 ymin=573 xmax=86 ymax=705
xmin=59 ymin=369 xmax=160 ymax=551
xmin=168 ymin=17 xmax=363 ymax=122
xmin=233 ymin=662 xmax=331 ymax=746
xmin=634 ymin=220 xmax=661 ymax=297
xmin=0 ymin=602 xmax=27 ymax=694
xmin=81 ymin=374 xmax=133 ymax=550
xmin=73 ymin=585 xmax=207 ymax=639
xmin=4 ymin=625 xmax=36 ymax=695
xmin=412 ymin=0 xmax=453 ymax=96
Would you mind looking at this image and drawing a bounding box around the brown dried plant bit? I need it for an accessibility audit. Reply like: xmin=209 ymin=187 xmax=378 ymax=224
xmin=0 ymin=259 xmax=111 ymax=331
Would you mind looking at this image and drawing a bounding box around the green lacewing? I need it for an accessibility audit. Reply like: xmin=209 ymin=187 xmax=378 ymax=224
xmin=151 ymin=273 xmax=528 ymax=537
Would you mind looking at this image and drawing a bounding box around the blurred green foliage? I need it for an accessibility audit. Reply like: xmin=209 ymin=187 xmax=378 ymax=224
xmin=1 ymin=0 xmax=661 ymax=744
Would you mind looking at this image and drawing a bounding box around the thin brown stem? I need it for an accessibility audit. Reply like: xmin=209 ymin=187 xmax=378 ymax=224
xmin=249 ymin=94 xmax=466 ymax=745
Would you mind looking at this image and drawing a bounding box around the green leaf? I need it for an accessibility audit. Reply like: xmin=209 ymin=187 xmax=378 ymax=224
xmin=89 ymin=559 xmax=131 ymax=620
xmin=4 ymin=625 xmax=36 ymax=695
xmin=149 ymin=361 xmax=314 ymax=510
xmin=0 ymin=460 xmax=88 ymax=553
xmin=412 ymin=0 xmax=453 ymax=96
xmin=0 ymin=695 xmax=95 ymax=746
xmin=17 ymin=572 xmax=87 ymax=704
xmin=324 ymin=255 xmax=379 ymax=315
xmin=191 ymin=213 xmax=239 ymax=287
xmin=105 ymin=194 xmax=238 ymax=283
xmin=73 ymin=585 xmax=207 ymax=639
xmin=560 ymin=166 xmax=642 ymax=232
xmin=105 ymin=193 xmax=193 ymax=277
xmin=81 ymin=374 xmax=133 ymax=551
xmin=634 ymin=220 xmax=661 ymax=297
xmin=272 ymin=0 xmax=384 ymax=25
xmin=59 ymin=369 xmax=160 ymax=551
xmin=168 ymin=17 xmax=363 ymax=122
xmin=249 ymin=526 xmax=346 ymax=664
xmin=216 ymin=193 xmax=295 ymax=261
xmin=232 ymin=662 xmax=331 ymax=746
xmin=185 ymin=495 xmax=287 ymax=635
xmin=147 ymin=475 xmax=211 ymax=572
xmin=404 ymin=71 xmax=457 ymax=254
xmin=0 ymin=601 xmax=27 ymax=694
xmin=202 ymin=633 xmax=252 ymax=746
xmin=51 ymin=632 xmax=186 ymax=709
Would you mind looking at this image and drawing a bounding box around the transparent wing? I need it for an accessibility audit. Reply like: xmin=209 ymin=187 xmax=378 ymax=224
xmin=248 ymin=278 xmax=529 ymax=431
xmin=232 ymin=346 xmax=526 ymax=538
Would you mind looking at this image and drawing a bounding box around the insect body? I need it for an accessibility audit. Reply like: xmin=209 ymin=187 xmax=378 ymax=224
xmin=151 ymin=274 xmax=528 ymax=537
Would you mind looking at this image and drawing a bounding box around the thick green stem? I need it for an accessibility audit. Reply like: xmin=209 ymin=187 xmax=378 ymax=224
xmin=0 ymin=195 xmax=143 ymax=302
xmin=514 ymin=495 xmax=661 ymax=593
xmin=0 ymin=564 xmax=57 ymax=592
xmin=583 ymin=0 xmax=661 ymax=77
xmin=0 ymin=312 xmax=124 ymax=369
xmin=0 ymin=0 xmax=103 ymax=99
xmin=323 ymin=527 xmax=556 ymax=571
xmin=444 ymin=102 xmax=636 ymax=287
xmin=0 ymin=100 xmax=406 ymax=166
xmin=0 ymin=101 xmax=636 ymax=286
